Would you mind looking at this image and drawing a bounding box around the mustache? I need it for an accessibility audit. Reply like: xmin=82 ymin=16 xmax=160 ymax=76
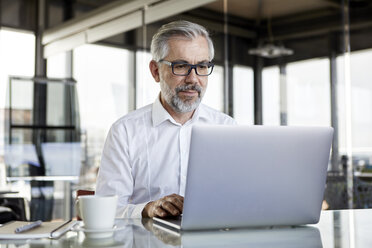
xmin=175 ymin=84 xmax=202 ymax=94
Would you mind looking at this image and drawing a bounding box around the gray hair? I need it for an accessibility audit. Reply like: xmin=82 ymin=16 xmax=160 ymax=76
xmin=150 ymin=20 xmax=214 ymax=62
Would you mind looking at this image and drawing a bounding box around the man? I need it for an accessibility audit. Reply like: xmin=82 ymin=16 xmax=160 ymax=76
xmin=95 ymin=20 xmax=236 ymax=219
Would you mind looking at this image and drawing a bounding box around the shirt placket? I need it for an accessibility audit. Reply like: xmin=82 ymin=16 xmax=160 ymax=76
xmin=179 ymin=125 xmax=188 ymax=196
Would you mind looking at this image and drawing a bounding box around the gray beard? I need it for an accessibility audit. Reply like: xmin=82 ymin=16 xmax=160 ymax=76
xmin=160 ymin=80 xmax=205 ymax=113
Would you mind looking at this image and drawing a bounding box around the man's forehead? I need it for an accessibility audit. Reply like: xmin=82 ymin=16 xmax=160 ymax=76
xmin=168 ymin=35 xmax=194 ymax=41
xmin=166 ymin=36 xmax=209 ymax=60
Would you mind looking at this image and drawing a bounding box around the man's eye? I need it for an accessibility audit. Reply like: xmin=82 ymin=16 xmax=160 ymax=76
xmin=174 ymin=64 xmax=187 ymax=69
xmin=198 ymin=64 xmax=208 ymax=69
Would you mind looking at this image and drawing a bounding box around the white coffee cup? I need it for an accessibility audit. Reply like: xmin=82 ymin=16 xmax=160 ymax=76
xmin=78 ymin=195 xmax=118 ymax=230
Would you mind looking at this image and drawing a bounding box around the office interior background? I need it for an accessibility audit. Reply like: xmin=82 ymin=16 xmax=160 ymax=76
xmin=0 ymin=0 xmax=372 ymax=221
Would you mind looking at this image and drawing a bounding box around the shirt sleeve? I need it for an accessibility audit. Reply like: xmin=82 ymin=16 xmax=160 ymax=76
xmin=229 ymin=117 xmax=238 ymax=125
xmin=95 ymin=122 xmax=148 ymax=218
xmin=223 ymin=114 xmax=238 ymax=125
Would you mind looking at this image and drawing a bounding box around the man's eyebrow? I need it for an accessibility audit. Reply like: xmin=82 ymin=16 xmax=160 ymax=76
xmin=171 ymin=59 xmax=210 ymax=64
xmin=171 ymin=59 xmax=188 ymax=63
xmin=197 ymin=60 xmax=210 ymax=64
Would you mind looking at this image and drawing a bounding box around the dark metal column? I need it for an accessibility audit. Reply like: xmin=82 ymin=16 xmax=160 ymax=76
xmin=227 ymin=62 xmax=234 ymax=117
xmin=341 ymin=0 xmax=353 ymax=209
xmin=31 ymin=0 xmax=52 ymax=221
xmin=279 ymin=64 xmax=288 ymax=126
xmin=223 ymin=35 xmax=234 ymax=116
xmin=63 ymin=0 xmax=75 ymax=220
xmin=330 ymin=50 xmax=340 ymax=172
xmin=63 ymin=0 xmax=76 ymax=142
xmin=64 ymin=0 xmax=74 ymax=79
xmin=253 ymin=57 xmax=263 ymax=125
xmin=223 ymin=0 xmax=233 ymax=116
xmin=33 ymin=0 xmax=47 ymax=173
xmin=132 ymin=49 xmax=137 ymax=111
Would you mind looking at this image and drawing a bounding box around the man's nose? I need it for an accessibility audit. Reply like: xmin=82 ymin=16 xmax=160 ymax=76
xmin=185 ymin=67 xmax=198 ymax=83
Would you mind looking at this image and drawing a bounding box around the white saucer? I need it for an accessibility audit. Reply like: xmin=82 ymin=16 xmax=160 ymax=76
xmin=72 ymin=224 xmax=125 ymax=239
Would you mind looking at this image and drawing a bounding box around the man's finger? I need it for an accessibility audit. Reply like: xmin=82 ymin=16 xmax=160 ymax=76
xmin=161 ymin=201 xmax=180 ymax=216
xmin=164 ymin=194 xmax=184 ymax=204
xmin=154 ymin=207 xmax=168 ymax=217
xmin=168 ymin=194 xmax=184 ymax=203
xmin=168 ymin=197 xmax=183 ymax=212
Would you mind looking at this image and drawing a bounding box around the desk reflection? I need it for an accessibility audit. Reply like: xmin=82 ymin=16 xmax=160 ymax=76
xmin=0 ymin=218 xmax=322 ymax=248
xmin=76 ymin=219 xmax=323 ymax=248
xmin=11 ymin=208 xmax=372 ymax=248
xmin=115 ymin=219 xmax=323 ymax=248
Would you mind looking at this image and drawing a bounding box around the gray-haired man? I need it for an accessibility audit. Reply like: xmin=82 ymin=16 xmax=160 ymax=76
xmin=96 ymin=20 xmax=235 ymax=219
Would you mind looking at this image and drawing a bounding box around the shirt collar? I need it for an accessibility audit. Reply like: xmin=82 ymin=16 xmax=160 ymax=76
xmin=196 ymin=103 xmax=209 ymax=121
xmin=152 ymin=95 xmax=174 ymax=127
xmin=152 ymin=95 xmax=208 ymax=127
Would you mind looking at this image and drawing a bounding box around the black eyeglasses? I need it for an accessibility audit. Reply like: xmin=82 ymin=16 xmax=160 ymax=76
xmin=158 ymin=60 xmax=214 ymax=76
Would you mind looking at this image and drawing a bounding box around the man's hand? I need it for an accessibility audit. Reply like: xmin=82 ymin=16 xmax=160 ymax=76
xmin=142 ymin=194 xmax=184 ymax=218
xmin=141 ymin=218 xmax=181 ymax=245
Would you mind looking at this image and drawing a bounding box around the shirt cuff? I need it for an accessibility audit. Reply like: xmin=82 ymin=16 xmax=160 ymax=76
xmin=130 ymin=202 xmax=148 ymax=218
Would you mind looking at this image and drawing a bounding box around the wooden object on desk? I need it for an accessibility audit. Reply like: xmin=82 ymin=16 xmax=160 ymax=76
xmin=75 ymin=189 xmax=95 ymax=220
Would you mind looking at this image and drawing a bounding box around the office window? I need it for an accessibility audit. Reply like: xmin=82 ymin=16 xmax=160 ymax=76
xmin=286 ymin=58 xmax=331 ymax=126
xmin=136 ymin=50 xmax=159 ymax=108
xmin=203 ymin=65 xmax=224 ymax=112
xmin=47 ymin=53 xmax=77 ymax=131
xmin=73 ymin=44 xmax=133 ymax=167
xmin=233 ymin=65 xmax=254 ymax=124
xmin=47 ymin=52 xmax=68 ymax=78
xmin=262 ymin=66 xmax=280 ymax=125
xmin=337 ymin=49 xmax=372 ymax=156
xmin=0 ymin=29 xmax=35 ymax=159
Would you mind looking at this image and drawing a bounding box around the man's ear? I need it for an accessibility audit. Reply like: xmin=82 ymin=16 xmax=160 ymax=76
xmin=149 ymin=60 xmax=160 ymax=82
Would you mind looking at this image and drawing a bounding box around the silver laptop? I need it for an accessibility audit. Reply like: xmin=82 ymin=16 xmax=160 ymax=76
xmin=154 ymin=125 xmax=333 ymax=231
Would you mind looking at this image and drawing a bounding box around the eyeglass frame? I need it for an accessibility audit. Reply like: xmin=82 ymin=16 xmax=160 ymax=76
xmin=158 ymin=60 xmax=214 ymax=76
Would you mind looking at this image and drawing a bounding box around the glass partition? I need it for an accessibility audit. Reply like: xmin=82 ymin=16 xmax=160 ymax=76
xmin=203 ymin=65 xmax=224 ymax=112
xmin=286 ymin=58 xmax=331 ymax=127
xmin=233 ymin=65 xmax=254 ymax=124
xmin=337 ymin=49 xmax=372 ymax=165
xmin=73 ymin=44 xmax=133 ymax=174
xmin=136 ymin=50 xmax=159 ymax=108
xmin=5 ymin=77 xmax=80 ymax=177
xmin=0 ymin=29 xmax=35 ymax=167
xmin=262 ymin=66 xmax=280 ymax=125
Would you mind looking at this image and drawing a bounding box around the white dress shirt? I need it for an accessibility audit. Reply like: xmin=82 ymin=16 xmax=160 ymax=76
xmin=95 ymin=96 xmax=236 ymax=218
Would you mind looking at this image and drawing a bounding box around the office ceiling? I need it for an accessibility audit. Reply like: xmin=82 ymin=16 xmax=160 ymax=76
xmin=2 ymin=0 xmax=372 ymax=64
xmin=71 ymin=0 xmax=339 ymax=20
xmin=204 ymin=0 xmax=339 ymax=20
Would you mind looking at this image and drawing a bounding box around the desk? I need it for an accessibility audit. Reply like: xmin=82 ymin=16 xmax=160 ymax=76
xmin=0 ymin=209 xmax=371 ymax=247
xmin=0 ymin=191 xmax=18 ymax=195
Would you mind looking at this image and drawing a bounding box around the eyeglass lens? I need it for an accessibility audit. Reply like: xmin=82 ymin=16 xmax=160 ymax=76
xmin=173 ymin=63 xmax=213 ymax=75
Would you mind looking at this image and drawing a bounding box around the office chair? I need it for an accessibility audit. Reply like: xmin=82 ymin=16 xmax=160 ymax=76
xmin=0 ymin=197 xmax=27 ymax=224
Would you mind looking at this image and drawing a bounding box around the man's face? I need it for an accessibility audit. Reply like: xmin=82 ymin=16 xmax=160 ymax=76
xmin=155 ymin=36 xmax=210 ymax=113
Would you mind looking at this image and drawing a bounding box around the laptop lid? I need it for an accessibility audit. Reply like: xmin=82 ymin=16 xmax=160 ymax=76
xmin=179 ymin=125 xmax=333 ymax=230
